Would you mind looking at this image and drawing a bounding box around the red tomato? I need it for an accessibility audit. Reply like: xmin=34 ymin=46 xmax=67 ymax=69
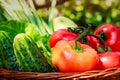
xmin=52 ymin=40 xmax=100 ymax=72
xmin=99 ymin=52 xmax=120 ymax=70
xmin=49 ymin=29 xmax=78 ymax=47
xmin=94 ymin=24 xmax=120 ymax=52
xmin=85 ymin=36 xmax=100 ymax=50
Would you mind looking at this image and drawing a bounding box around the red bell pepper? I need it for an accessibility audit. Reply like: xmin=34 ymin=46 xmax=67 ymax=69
xmin=94 ymin=24 xmax=120 ymax=52
xmin=52 ymin=40 xmax=100 ymax=72
xmin=51 ymin=27 xmax=100 ymax=72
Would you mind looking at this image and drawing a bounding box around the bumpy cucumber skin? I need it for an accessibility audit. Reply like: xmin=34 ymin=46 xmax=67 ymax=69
xmin=13 ymin=33 xmax=51 ymax=72
xmin=0 ymin=31 xmax=20 ymax=71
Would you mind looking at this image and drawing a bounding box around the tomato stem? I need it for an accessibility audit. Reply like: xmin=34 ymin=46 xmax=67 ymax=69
xmin=75 ymin=24 xmax=91 ymax=41
xmin=67 ymin=27 xmax=85 ymax=34
xmin=89 ymin=34 xmax=112 ymax=52
xmin=74 ymin=24 xmax=92 ymax=51
xmin=98 ymin=31 xmax=107 ymax=41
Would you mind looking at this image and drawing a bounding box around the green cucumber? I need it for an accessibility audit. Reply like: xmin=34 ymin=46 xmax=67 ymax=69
xmin=13 ymin=33 xmax=52 ymax=72
xmin=0 ymin=31 xmax=20 ymax=71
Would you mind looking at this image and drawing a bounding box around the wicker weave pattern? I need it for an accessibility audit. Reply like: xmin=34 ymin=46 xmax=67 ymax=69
xmin=0 ymin=68 xmax=120 ymax=80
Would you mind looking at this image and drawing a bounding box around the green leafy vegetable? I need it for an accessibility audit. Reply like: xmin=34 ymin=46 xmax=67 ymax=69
xmin=53 ymin=16 xmax=78 ymax=31
xmin=0 ymin=20 xmax=57 ymax=71
xmin=0 ymin=20 xmax=40 ymax=42
xmin=0 ymin=0 xmax=56 ymax=35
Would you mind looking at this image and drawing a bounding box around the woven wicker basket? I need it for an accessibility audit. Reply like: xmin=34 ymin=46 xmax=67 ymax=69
xmin=0 ymin=68 xmax=120 ymax=80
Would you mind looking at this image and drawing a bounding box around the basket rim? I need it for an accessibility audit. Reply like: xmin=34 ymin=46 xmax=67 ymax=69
xmin=0 ymin=67 xmax=120 ymax=80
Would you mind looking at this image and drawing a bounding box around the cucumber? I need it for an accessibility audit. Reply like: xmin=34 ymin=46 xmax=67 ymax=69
xmin=13 ymin=33 xmax=52 ymax=72
xmin=0 ymin=31 xmax=20 ymax=71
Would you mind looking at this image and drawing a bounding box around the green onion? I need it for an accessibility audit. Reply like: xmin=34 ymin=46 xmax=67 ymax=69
xmin=0 ymin=0 xmax=57 ymax=35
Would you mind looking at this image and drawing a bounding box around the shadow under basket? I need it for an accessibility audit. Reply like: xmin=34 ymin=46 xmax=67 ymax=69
xmin=0 ymin=68 xmax=120 ymax=80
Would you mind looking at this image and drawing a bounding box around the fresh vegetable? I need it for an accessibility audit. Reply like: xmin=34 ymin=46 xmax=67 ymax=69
xmin=99 ymin=52 xmax=120 ymax=70
xmin=52 ymin=40 xmax=100 ymax=72
xmin=94 ymin=24 xmax=120 ymax=52
xmin=36 ymin=34 xmax=57 ymax=71
xmin=82 ymin=36 xmax=100 ymax=50
xmin=53 ymin=16 xmax=78 ymax=31
xmin=13 ymin=33 xmax=53 ymax=72
xmin=49 ymin=24 xmax=93 ymax=48
xmin=0 ymin=31 xmax=20 ymax=71
xmin=0 ymin=0 xmax=56 ymax=35
xmin=49 ymin=29 xmax=78 ymax=47
xmin=0 ymin=20 xmax=40 ymax=42
xmin=0 ymin=21 xmax=54 ymax=65
xmin=0 ymin=0 xmax=120 ymax=73
xmin=49 ymin=24 xmax=100 ymax=50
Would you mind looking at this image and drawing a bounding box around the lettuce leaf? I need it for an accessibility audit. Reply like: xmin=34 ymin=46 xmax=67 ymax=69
xmin=0 ymin=20 xmax=41 ymax=42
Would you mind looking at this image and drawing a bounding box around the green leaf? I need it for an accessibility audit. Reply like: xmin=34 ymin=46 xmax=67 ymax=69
xmin=0 ymin=20 xmax=41 ymax=42
xmin=48 ymin=0 xmax=57 ymax=33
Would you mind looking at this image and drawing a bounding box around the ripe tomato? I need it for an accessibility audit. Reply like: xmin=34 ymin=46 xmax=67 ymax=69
xmin=52 ymin=40 xmax=100 ymax=72
xmin=49 ymin=29 xmax=78 ymax=47
xmin=85 ymin=36 xmax=100 ymax=50
xmin=94 ymin=24 xmax=120 ymax=52
xmin=99 ymin=52 xmax=120 ymax=70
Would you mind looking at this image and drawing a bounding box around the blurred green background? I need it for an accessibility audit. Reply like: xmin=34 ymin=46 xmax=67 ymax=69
xmin=36 ymin=0 xmax=120 ymax=27
xmin=0 ymin=0 xmax=120 ymax=28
